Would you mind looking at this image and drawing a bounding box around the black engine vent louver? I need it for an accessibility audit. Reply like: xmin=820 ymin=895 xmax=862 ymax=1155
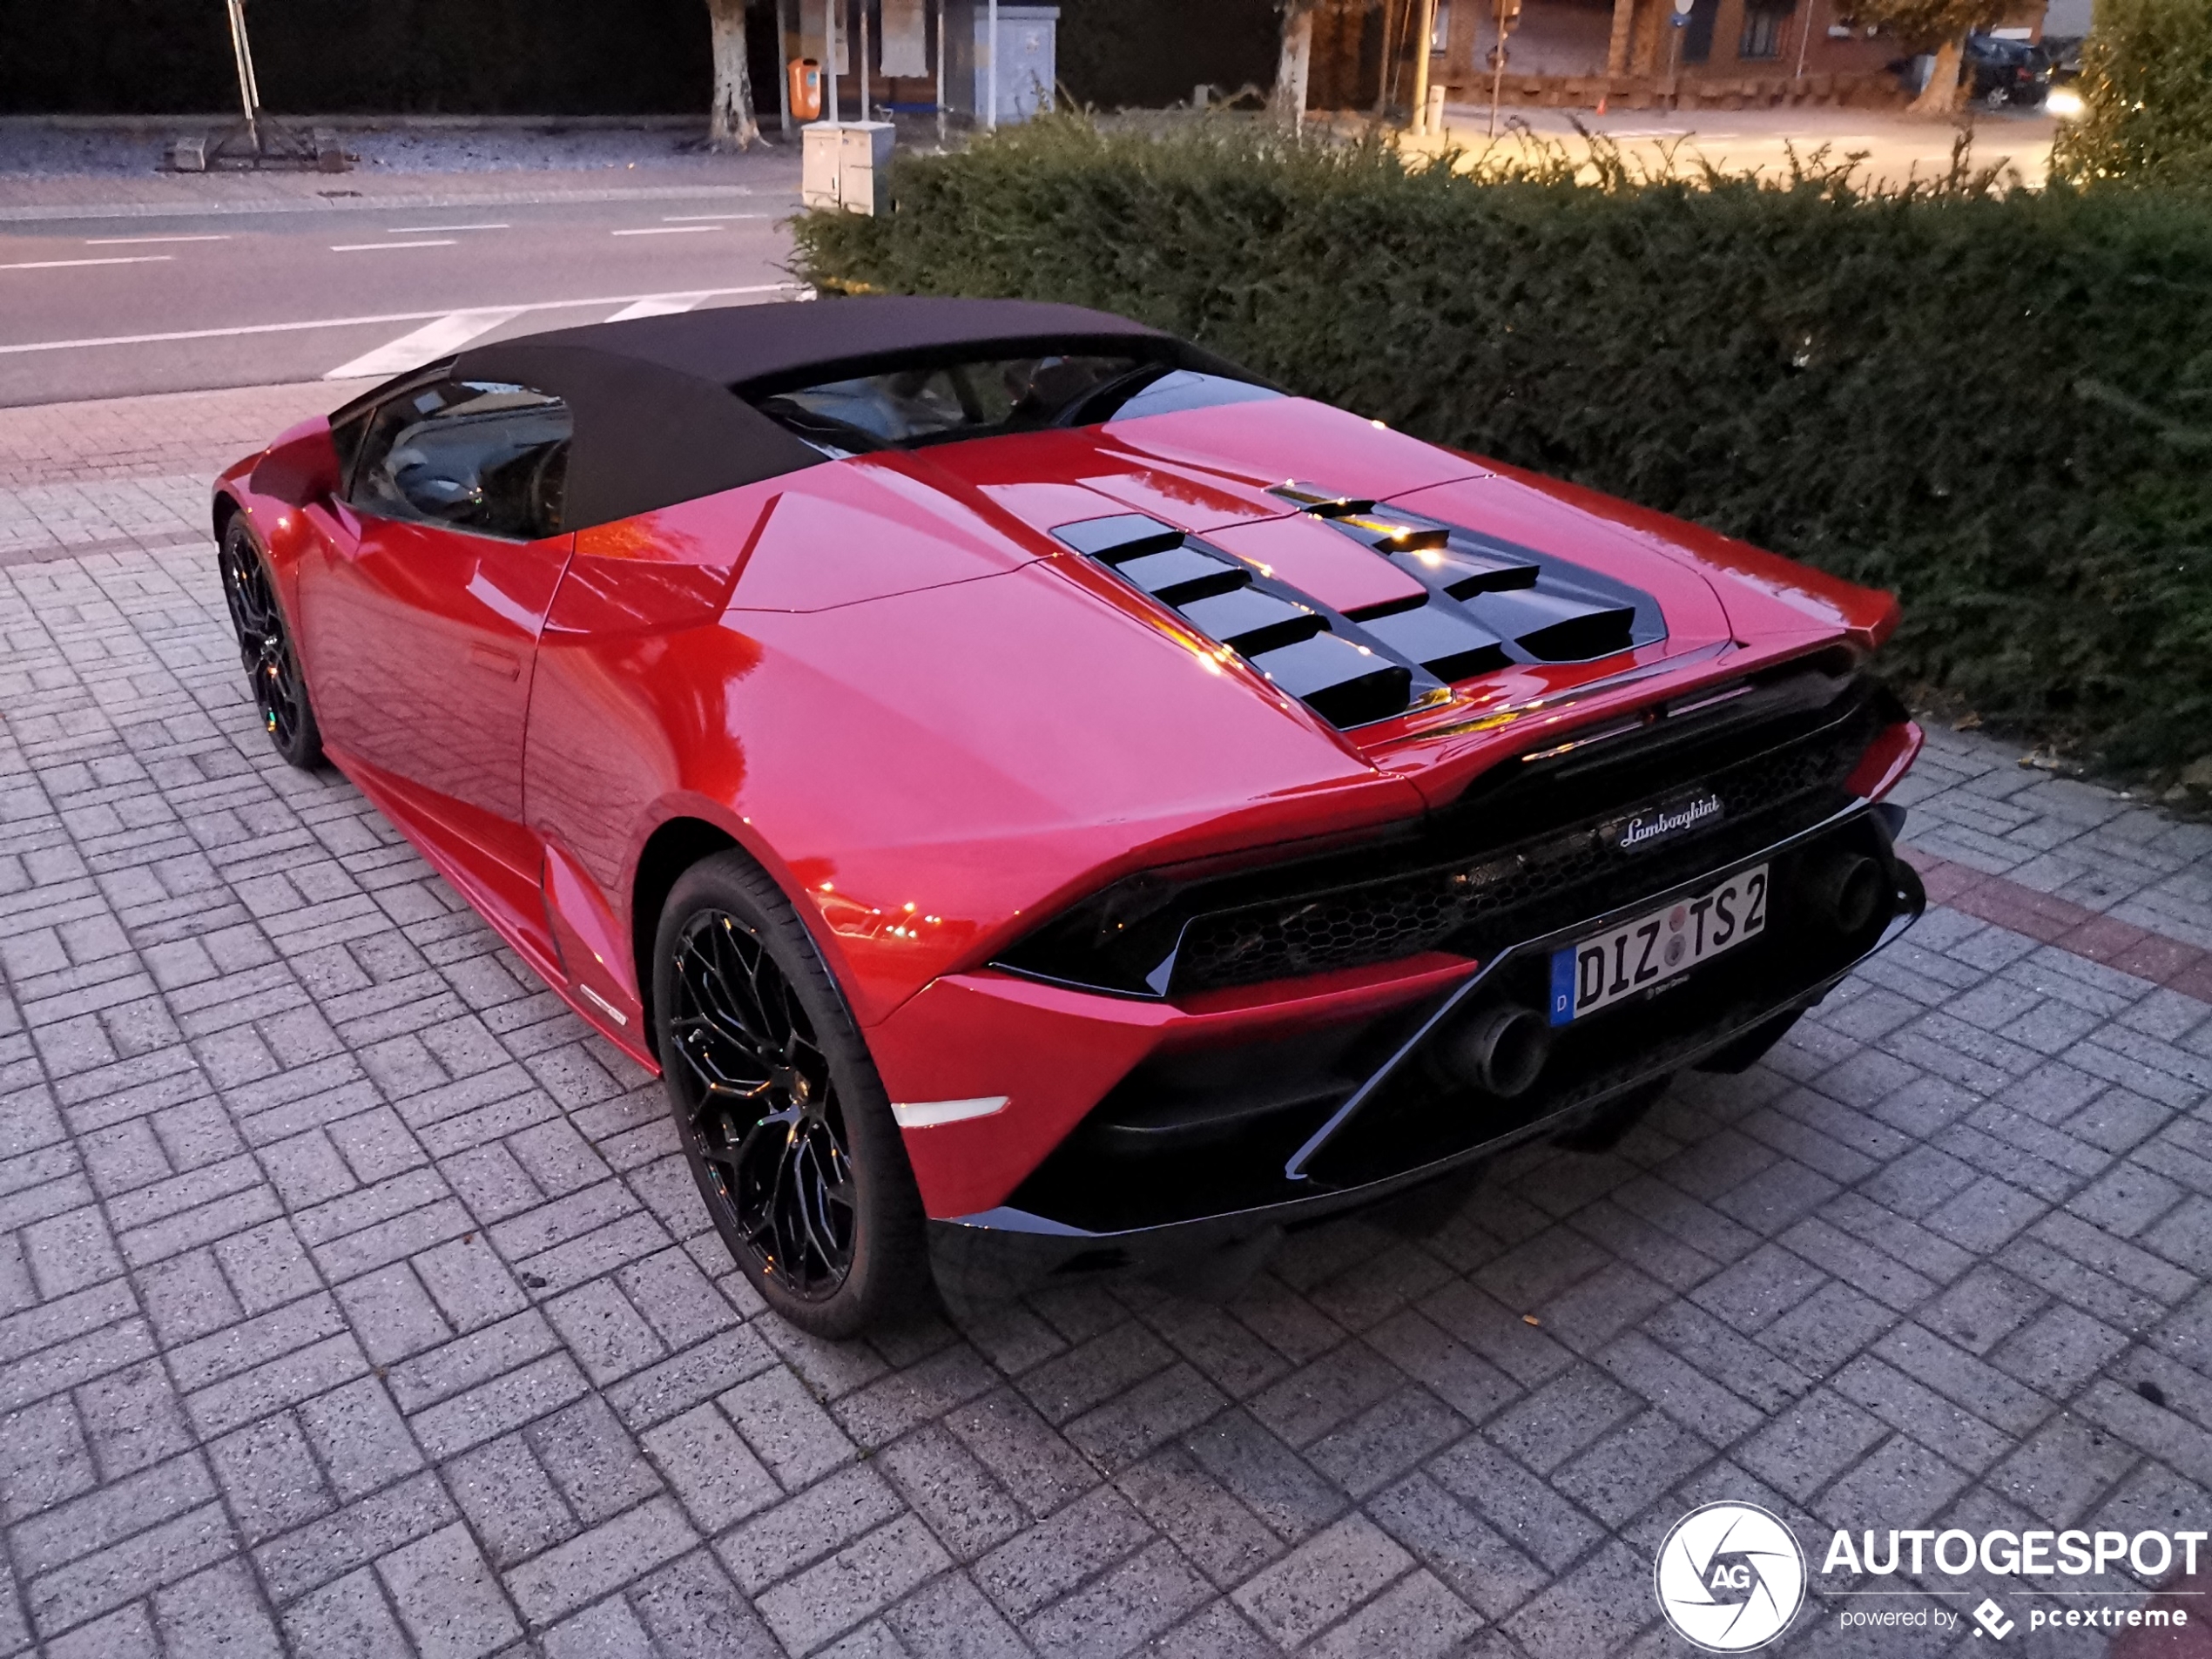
xmin=1273 ymin=484 xmax=1661 ymax=665
xmin=1054 ymin=513 xmax=1426 ymax=729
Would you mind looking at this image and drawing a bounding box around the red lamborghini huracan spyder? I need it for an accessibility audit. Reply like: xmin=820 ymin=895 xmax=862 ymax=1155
xmin=213 ymin=297 xmax=1923 ymax=1334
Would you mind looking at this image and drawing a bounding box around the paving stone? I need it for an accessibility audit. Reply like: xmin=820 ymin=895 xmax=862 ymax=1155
xmin=720 ymin=1361 xmax=858 ymax=1491
xmin=1113 ymin=1442 xmax=1285 ymax=1590
xmin=280 ymin=1565 xmax=415 ymax=1659
xmin=1366 ymin=1471 xmax=1550 ymax=1621
xmin=374 ymin=1522 xmax=521 ymax=1659
xmin=502 ymin=1493 xmax=698 ymax=1626
xmin=753 ymin=1514 xmax=951 ymax=1655
xmin=627 ymin=1548 xmax=781 ymax=1659
xmin=974 ymin=1484 xmax=1153 ymax=1620
xmin=716 ymin=1463 xmax=907 ymax=1595
xmin=1228 ymin=1512 xmax=1413 ymax=1649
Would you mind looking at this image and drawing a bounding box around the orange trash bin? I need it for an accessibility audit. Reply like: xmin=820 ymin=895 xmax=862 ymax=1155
xmin=789 ymin=58 xmax=823 ymax=121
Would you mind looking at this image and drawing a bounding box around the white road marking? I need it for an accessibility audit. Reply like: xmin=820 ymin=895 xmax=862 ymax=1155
xmin=891 ymin=1096 xmax=1009 ymax=1129
xmin=385 ymin=223 xmax=510 ymax=233
xmin=1 ymin=254 xmax=176 ymax=271
xmin=84 ymin=233 xmax=232 ymax=246
xmin=324 ymin=307 xmax=527 ymax=379
xmin=611 ymin=226 xmax=719 ymax=236
xmin=603 ymin=293 xmax=712 ymax=322
xmin=0 ymin=285 xmax=794 ymax=357
xmin=329 ymin=239 xmax=457 ymax=252
xmin=662 ymin=212 xmax=771 ymax=221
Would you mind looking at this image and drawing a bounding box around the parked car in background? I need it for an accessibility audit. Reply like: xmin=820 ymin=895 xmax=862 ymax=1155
xmin=1965 ymin=33 xmax=2054 ymax=108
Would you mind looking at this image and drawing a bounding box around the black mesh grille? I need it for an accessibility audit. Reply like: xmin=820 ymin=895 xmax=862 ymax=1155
xmin=1170 ymin=695 xmax=1878 ymax=994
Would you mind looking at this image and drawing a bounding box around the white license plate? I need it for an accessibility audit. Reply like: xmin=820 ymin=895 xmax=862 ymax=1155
xmin=1548 ymin=864 xmax=1769 ymax=1026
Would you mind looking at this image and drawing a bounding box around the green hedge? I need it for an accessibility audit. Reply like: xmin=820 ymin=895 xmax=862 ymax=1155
xmin=793 ymin=121 xmax=2212 ymax=782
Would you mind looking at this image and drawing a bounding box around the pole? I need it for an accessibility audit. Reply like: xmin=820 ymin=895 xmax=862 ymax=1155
xmin=787 ymin=0 xmax=805 ymax=133
xmin=934 ymin=0 xmax=947 ymax=142
xmin=226 ymin=0 xmax=262 ymax=151
xmin=986 ymin=0 xmax=1000 ymax=128
xmin=860 ymin=0 xmax=871 ymax=118
xmin=1792 ymin=0 xmax=1817 ymax=80
xmin=1489 ymin=0 xmax=1507 ymax=135
xmin=1409 ymin=0 xmax=1438 ymax=133
xmin=827 ymin=0 xmax=840 ymax=121
xmin=1375 ymin=0 xmax=1402 ymax=116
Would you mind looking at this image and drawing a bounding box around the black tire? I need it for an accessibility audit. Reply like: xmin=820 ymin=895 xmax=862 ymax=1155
xmin=216 ymin=518 xmax=324 ymax=769
xmin=651 ymin=850 xmax=931 ymax=1337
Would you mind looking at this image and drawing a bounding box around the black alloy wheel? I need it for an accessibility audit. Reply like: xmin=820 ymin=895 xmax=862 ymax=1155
xmin=653 ymin=851 xmax=929 ymax=1335
xmin=217 ymin=519 xmax=323 ymax=769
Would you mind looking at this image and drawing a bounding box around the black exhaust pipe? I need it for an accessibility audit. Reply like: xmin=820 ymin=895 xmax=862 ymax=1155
xmin=1438 ymin=1003 xmax=1552 ymax=1098
xmin=1811 ymin=851 xmax=1886 ymax=935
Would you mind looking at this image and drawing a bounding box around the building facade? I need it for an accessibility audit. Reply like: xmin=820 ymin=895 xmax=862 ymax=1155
xmin=1311 ymin=0 xmax=2041 ymax=112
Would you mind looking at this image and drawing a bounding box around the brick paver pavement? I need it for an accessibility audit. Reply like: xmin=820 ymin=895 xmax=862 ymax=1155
xmin=3 ymin=382 xmax=2211 ymax=1658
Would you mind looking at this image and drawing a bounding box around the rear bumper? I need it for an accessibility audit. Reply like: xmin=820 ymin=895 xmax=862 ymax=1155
xmin=926 ymin=802 xmax=1922 ymax=1303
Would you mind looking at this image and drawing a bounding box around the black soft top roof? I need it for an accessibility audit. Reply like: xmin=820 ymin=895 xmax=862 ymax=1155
xmin=340 ymin=296 xmax=1202 ymax=531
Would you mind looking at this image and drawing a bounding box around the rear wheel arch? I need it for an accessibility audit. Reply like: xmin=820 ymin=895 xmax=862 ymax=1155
xmin=629 ymin=816 xmax=742 ymax=1053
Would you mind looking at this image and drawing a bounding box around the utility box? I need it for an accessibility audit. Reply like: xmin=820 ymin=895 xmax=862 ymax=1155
xmin=945 ymin=3 xmax=1060 ymax=125
xmin=801 ymin=120 xmax=896 ymax=214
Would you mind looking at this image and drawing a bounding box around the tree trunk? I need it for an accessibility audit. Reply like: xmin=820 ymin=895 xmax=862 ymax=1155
xmin=1908 ymin=34 xmax=1964 ymax=115
xmin=1273 ymin=3 xmax=1316 ymax=125
xmin=709 ymin=0 xmax=760 ymax=151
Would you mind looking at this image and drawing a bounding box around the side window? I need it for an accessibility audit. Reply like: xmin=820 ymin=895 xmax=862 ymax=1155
xmin=350 ymin=380 xmax=572 ymax=541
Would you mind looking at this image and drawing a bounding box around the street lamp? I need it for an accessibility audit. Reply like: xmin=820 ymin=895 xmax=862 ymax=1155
xmin=174 ymin=0 xmax=341 ymax=171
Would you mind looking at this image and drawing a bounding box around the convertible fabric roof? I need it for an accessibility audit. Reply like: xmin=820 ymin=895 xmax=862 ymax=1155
xmin=432 ymin=297 xmax=1184 ymax=531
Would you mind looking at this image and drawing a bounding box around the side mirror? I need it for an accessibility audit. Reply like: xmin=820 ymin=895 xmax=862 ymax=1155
xmin=251 ymin=420 xmax=342 ymax=504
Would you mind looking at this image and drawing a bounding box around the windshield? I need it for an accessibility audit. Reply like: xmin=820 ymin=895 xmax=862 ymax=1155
xmin=748 ymin=354 xmax=1278 ymax=457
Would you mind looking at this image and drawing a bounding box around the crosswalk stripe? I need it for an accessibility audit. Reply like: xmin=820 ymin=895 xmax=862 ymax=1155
xmin=322 ymin=308 xmax=525 ymax=380
xmin=604 ymin=293 xmax=712 ymax=322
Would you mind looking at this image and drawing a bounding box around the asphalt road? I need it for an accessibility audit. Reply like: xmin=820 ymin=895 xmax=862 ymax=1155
xmin=0 ymin=192 xmax=803 ymax=407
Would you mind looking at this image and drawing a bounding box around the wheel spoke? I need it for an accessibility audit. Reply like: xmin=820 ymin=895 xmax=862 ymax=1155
xmin=222 ymin=537 xmax=306 ymax=749
xmin=667 ymin=907 xmax=859 ymax=1303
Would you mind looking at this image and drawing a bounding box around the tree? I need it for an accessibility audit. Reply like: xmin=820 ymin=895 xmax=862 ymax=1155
xmin=1846 ymin=0 xmax=2013 ymax=113
xmin=708 ymin=0 xmax=761 ymax=150
xmin=2053 ymin=0 xmax=2212 ymax=186
xmin=1273 ymin=0 xmax=1322 ymax=125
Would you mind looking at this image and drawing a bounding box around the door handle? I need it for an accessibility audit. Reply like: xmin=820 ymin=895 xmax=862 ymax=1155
xmin=469 ymin=644 xmax=521 ymax=680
